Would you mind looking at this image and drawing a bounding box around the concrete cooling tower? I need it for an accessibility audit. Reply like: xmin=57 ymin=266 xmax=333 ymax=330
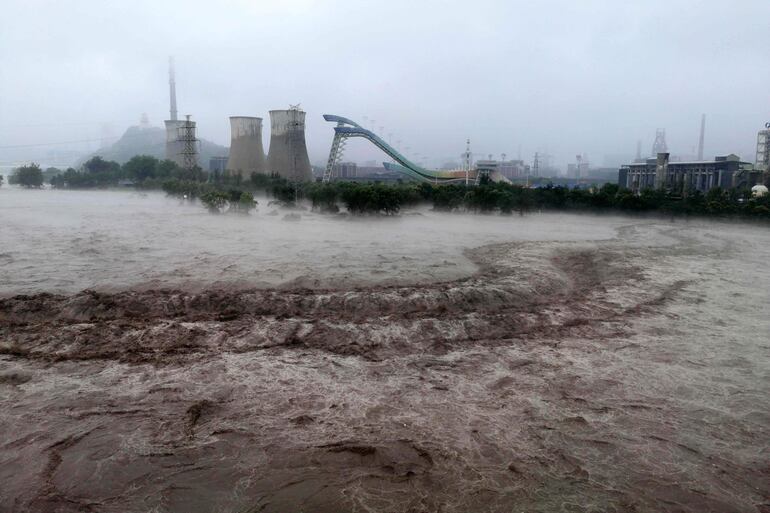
xmin=227 ymin=116 xmax=265 ymax=177
xmin=267 ymin=108 xmax=312 ymax=181
xmin=164 ymin=120 xmax=185 ymax=166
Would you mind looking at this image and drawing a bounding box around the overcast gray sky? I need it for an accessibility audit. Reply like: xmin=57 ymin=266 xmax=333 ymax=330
xmin=1 ymin=0 xmax=768 ymax=169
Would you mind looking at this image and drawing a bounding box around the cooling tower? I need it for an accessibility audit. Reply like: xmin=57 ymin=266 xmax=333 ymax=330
xmin=227 ymin=116 xmax=266 ymax=177
xmin=164 ymin=119 xmax=185 ymax=166
xmin=267 ymin=108 xmax=312 ymax=181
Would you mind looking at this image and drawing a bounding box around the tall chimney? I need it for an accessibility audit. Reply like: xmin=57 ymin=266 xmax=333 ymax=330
xmin=697 ymin=114 xmax=705 ymax=161
xmin=169 ymin=57 xmax=178 ymax=122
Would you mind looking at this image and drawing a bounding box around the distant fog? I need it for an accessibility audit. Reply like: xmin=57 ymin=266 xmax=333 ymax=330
xmin=1 ymin=0 xmax=769 ymax=170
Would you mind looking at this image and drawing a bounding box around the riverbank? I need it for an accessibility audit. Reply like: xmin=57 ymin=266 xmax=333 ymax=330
xmin=9 ymin=153 xmax=770 ymax=219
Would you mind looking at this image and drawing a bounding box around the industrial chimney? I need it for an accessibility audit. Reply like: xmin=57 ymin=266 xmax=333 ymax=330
xmin=227 ymin=116 xmax=266 ymax=177
xmin=164 ymin=57 xmax=184 ymax=166
xmin=697 ymin=114 xmax=706 ymax=161
xmin=267 ymin=106 xmax=312 ymax=181
xmin=169 ymin=57 xmax=178 ymax=122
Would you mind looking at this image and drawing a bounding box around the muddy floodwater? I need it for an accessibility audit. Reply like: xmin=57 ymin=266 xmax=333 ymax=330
xmin=0 ymin=188 xmax=768 ymax=512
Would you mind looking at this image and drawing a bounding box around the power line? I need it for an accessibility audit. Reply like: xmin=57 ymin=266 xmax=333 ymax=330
xmin=0 ymin=121 xmax=128 ymax=130
xmin=0 ymin=137 xmax=121 ymax=150
xmin=0 ymin=126 xmax=174 ymax=150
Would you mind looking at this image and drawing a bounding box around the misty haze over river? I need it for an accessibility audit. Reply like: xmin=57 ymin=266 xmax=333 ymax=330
xmin=0 ymin=188 xmax=622 ymax=295
xmin=1 ymin=188 xmax=768 ymax=512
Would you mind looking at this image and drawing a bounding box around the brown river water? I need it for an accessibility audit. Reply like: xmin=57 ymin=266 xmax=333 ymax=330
xmin=0 ymin=188 xmax=768 ymax=512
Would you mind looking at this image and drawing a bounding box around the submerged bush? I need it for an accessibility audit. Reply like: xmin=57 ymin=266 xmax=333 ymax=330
xmin=230 ymin=191 xmax=257 ymax=213
xmin=200 ymin=190 xmax=230 ymax=213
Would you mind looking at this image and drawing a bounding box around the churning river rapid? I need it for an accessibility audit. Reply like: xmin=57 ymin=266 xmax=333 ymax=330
xmin=0 ymin=188 xmax=768 ymax=512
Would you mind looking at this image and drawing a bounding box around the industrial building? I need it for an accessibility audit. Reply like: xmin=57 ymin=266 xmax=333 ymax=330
xmin=474 ymin=160 xmax=526 ymax=180
xmin=332 ymin=161 xmax=357 ymax=179
xmin=209 ymin=156 xmax=228 ymax=174
xmin=157 ymin=59 xmax=319 ymax=180
xmin=267 ymin=107 xmax=312 ymax=181
xmin=756 ymin=126 xmax=770 ymax=172
xmin=499 ymin=160 xmax=527 ymax=180
xmin=619 ymin=153 xmax=754 ymax=193
xmin=227 ymin=116 xmax=265 ymax=177
xmin=566 ymin=154 xmax=590 ymax=178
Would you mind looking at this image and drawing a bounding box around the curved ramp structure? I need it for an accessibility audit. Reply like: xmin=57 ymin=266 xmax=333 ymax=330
xmin=323 ymin=114 xmax=477 ymax=184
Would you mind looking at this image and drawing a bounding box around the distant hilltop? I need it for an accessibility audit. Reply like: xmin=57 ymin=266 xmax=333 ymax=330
xmin=77 ymin=124 xmax=228 ymax=167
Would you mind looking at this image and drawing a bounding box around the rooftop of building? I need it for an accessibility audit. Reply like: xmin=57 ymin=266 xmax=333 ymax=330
xmin=623 ymin=154 xmax=748 ymax=167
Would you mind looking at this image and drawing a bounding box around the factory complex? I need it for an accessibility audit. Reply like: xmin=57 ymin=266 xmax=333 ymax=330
xmin=619 ymin=153 xmax=757 ymax=193
xmin=616 ymin=122 xmax=770 ymax=194
xmin=163 ymin=59 xmax=312 ymax=182
xmin=161 ymin=57 xmax=769 ymax=191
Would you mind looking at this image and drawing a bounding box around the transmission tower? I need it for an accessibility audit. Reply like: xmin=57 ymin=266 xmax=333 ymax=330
xmin=178 ymin=114 xmax=199 ymax=170
xmin=652 ymin=129 xmax=668 ymax=155
xmin=463 ymin=139 xmax=472 ymax=185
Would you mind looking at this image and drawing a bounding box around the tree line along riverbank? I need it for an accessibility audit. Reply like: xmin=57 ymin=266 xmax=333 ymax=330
xmin=4 ymin=156 xmax=770 ymax=219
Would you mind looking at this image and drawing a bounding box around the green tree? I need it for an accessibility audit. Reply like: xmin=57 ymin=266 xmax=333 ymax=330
xmin=537 ymin=184 xmax=569 ymax=209
xmin=42 ymin=167 xmax=62 ymax=183
xmin=156 ymin=159 xmax=180 ymax=178
xmin=80 ymin=156 xmax=122 ymax=187
xmin=123 ymin=155 xmax=159 ymax=182
xmin=49 ymin=168 xmax=81 ymax=188
xmin=639 ymin=188 xmax=666 ymax=210
xmin=12 ymin=163 xmax=44 ymax=188
xmin=614 ymin=188 xmax=643 ymax=210
xmin=465 ymin=185 xmax=502 ymax=213
xmin=591 ymin=183 xmax=619 ymax=208
xmin=307 ymin=183 xmax=340 ymax=213
xmin=83 ymin=156 xmax=120 ymax=175
xmin=498 ymin=190 xmax=516 ymax=214
xmin=432 ymin=184 xmax=466 ymax=211
xmin=272 ymin=181 xmax=299 ymax=205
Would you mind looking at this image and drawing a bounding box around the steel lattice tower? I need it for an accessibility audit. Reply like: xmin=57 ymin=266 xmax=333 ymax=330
xmin=652 ymin=129 xmax=668 ymax=155
xmin=463 ymin=139 xmax=472 ymax=185
xmin=178 ymin=114 xmax=199 ymax=170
